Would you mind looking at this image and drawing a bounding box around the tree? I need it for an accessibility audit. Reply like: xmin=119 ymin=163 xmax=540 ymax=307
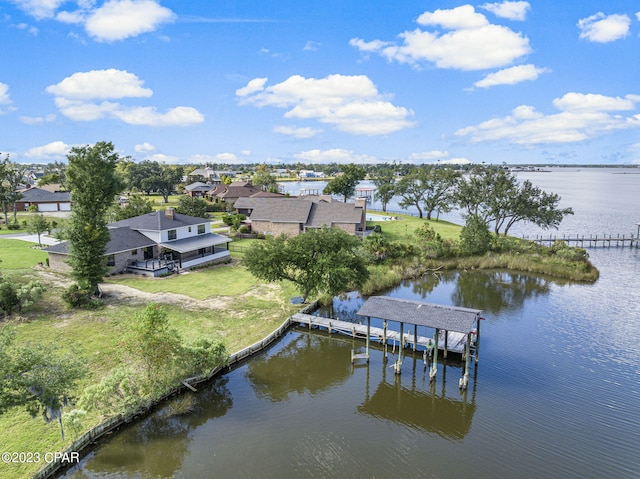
xmin=244 ymin=227 xmax=370 ymax=301
xmin=372 ymin=167 xmax=396 ymax=212
xmin=456 ymin=166 xmax=573 ymax=236
xmin=123 ymin=303 xmax=182 ymax=388
xmin=323 ymin=164 xmax=366 ymax=202
xmin=0 ymin=328 xmax=86 ymax=441
xmin=0 ymin=155 xmax=25 ymax=225
xmin=176 ymin=195 xmax=209 ymax=218
xmin=26 ymin=214 xmax=50 ymax=247
xmin=252 ymin=164 xmax=279 ymax=192
xmin=0 ymin=278 xmax=46 ymax=317
xmin=460 ymin=214 xmax=492 ymax=255
xmin=152 ymin=164 xmax=184 ymax=203
xmin=109 ymin=193 xmax=154 ymax=221
xmin=395 ymin=166 xmax=459 ymax=220
xmin=65 ymin=142 xmax=124 ymax=295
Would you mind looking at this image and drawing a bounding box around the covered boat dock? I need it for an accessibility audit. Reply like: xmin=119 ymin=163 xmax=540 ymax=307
xmin=356 ymin=296 xmax=483 ymax=390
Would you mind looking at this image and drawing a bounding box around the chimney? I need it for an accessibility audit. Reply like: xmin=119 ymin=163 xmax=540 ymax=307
xmin=355 ymin=198 xmax=367 ymax=211
xmin=165 ymin=207 xmax=175 ymax=220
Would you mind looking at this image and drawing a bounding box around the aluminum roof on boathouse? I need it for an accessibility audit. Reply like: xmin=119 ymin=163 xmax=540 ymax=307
xmin=356 ymin=296 xmax=482 ymax=334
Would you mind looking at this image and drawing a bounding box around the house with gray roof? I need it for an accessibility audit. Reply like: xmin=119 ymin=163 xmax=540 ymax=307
xmin=45 ymin=208 xmax=231 ymax=277
xmin=16 ymin=186 xmax=72 ymax=212
xmin=234 ymin=196 xmax=367 ymax=237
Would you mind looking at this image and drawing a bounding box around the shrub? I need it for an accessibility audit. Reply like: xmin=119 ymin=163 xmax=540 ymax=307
xmin=6 ymin=222 xmax=20 ymax=230
xmin=459 ymin=215 xmax=492 ymax=256
xmin=62 ymin=283 xmax=103 ymax=309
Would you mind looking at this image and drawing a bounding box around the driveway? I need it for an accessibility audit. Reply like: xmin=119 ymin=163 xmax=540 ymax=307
xmin=1 ymin=233 xmax=61 ymax=245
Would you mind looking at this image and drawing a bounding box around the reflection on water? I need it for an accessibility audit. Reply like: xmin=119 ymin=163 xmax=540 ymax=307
xmin=63 ymin=257 xmax=640 ymax=479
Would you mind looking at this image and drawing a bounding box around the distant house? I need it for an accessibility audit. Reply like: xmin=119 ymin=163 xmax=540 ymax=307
xmin=16 ymin=185 xmax=71 ymax=212
xmin=298 ymin=170 xmax=326 ymax=180
xmin=45 ymin=208 xmax=231 ymax=277
xmin=184 ymin=182 xmax=212 ymax=197
xmin=208 ymin=181 xmax=263 ymax=205
xmin=185 ymin=167 xmax=236 ymax=184
xmin=234 ymin=196 xmax=367 ymax=237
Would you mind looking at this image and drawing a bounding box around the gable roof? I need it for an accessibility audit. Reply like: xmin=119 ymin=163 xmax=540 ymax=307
xmin=109 ymin=209 xmax=207 ymax=231
xmin=184 ymin=182 xmax=211 ymax=192
xmin=18 ymin=187 xmax=71 ymax=202
xmin=45 ymin=227 xmax=156 ymax=256
xmin=238 ymin=196 xmax=364 ymax=227
xmin=211 ymin=182 xmax=262 ymax=199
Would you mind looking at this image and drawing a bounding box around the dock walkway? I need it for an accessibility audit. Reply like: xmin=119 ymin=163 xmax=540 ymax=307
xmin=292 ymin=313 xmax=468 ymax=354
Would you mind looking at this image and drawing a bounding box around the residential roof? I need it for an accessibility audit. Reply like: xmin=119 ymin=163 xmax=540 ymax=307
xmin=184 ymin=182 xmax=212 ymax=192
xmin=237 ymin=196 xmax=364 ymax=227
xmin=356 ymin=296 xmax=482 ymax=334
xmin=160 ymin=233 xmax=229 ymax=253
xmin=109 ymin=209 xmax=206 ymax=231
xmin=45 ymin=227 xmax=156 ymax=256
xmin=245 ymin=198 xmax=313 ymax=223
xmin=307 ymin=200 xmax=364 ymax=227
xmin=211 ymin=182 xmax=262 ymax=199
xmin=18 ymin=187 xmax=71 ymax=202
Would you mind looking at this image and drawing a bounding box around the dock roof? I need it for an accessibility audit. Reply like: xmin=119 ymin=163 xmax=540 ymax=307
xmin=356 ymin=296 xmax=482 ymax=334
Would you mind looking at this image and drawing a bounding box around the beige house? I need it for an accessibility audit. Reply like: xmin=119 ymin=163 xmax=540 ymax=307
xmin=234 ymin=196 xmax=367 ymax=237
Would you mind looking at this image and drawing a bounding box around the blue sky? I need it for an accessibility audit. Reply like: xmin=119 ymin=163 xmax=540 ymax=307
xmin=1 ymin=0 xmax=640 ymax=165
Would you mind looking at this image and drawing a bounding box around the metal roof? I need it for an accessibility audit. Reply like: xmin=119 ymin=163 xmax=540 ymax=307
xmin=356 ymin=296 xmax=482 ymax=333
xmin=160 ymin=233 xmax=229 ymax=253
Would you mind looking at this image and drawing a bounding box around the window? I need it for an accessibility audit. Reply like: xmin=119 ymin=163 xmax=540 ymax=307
xmin=188 ymin=226 xmax=192 ymax=233
xmin=198 ymin=224 xmax=205 ymax=234
xmin=168 ymin=229 xmax=177 ymax=240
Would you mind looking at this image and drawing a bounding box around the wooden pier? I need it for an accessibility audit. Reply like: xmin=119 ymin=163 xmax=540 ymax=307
xmin=292 ymin=313 xmax=469 ymax=354
xmin=524 ymin=233 xmax=638 ymax=248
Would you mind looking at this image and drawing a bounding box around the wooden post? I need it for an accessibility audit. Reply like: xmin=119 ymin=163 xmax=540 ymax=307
xmin=443 ymin=330 xmax=448 ymax=359
xmin=459 ymin=333 xmax=471 ymax=390
xmin=383 ymin=320 xmax=388 ymax=361
xmin=430 ymin=328 xmax=438 ymax=381
xmin=396 ymin=322 xmax=404 ymax=375
xmin=475 ymin=315 xmax=481 ymax=363
xmin=366 ymin=316 xmax=370 ymax=362
xmin=413 ymin=327 xmax=417 ymax=352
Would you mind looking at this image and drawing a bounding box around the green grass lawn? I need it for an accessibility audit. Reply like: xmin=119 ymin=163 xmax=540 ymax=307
xmin=367 ymin=211 xmax=462 ymax=241
xmin=0 ymin=238 xmax=48 ymax=269
xmin=106 ymin=262 xmax=260 ymax=299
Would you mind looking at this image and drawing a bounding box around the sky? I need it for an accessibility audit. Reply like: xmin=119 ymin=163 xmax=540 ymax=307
xmin=1 ymin=0 xmax=640 ymax=166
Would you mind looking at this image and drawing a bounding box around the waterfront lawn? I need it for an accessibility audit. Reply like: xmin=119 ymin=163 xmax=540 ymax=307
xmin=367 ymin=213 xmax=461 ymax=241
xmin=0 ymin=238 xmax=48 ymax=269
xmin=106 ymin=262 xmax=259 ymax=299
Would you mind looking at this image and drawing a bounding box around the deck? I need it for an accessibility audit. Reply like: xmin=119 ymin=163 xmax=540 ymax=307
xmin=292 ymin=313 xmax=471 ymax=354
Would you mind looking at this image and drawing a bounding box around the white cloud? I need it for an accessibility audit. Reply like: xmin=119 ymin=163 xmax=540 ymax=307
xmin=552 ymin=92 xmax=638 ymax=112
xmin=294 ymin=148 xmax=377 ymax=164
xmin=46 ymin=69 xmax=204 ymax=126
xmin=85 ymin=0 xmax=176 ymax=42
xmin=480 ymin=1 xmax=530 ymax=21
xmin=23 ymin=140 xmax=72 ymax=159
xmin=235 ymin=78 xmax=268 ymax=97
xmin=473 ymin=64 xmax=549 ymax=88
xmin=237 ymin=74 xmax=414 ymax=135
xmin=10 ymin=0 xmax=66 ymax=19
xmin=19 ymin=113 xmax=57 ymax=125
xmin=408 ymin=150 xmax=450 ymax=162
xmin=578 ymin=13 xmax=631 ymax=43
xmin=273 ymin=125 xmax=322 ymax=138
xmin=134 ymin=142 xmax=156 ymax=152
xmin=240 ymin=150 xmax=251 ymax=157
xmin=455 ymin=92 xmax=640 ymax=145
xmin=144 ymin=153 xmax=180 ymax=164
xmin=351 ymin=5 xmax=530 ymax=71
xmin=303 ymin=40 xmax=321 ymax=51
xmin=46 ymin=69 xmax=153 ymax=100
xmin=0 ymin=82 xmax=16 ymax=114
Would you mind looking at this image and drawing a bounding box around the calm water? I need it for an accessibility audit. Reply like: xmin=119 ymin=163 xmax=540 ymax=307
xmin=63 ymin=169 xmax=640 ymax=479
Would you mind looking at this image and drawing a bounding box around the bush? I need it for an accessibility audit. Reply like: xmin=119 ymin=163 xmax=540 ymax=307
xmin=460 ymin=215 xmax=492 ymax=256
xmin=238 ymin=225 xmax=250 ymax=234
xmin=62 ymin=283 xmax=103 ymax=309
xmin=6 ymin=222 xmax=20 ymax=230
